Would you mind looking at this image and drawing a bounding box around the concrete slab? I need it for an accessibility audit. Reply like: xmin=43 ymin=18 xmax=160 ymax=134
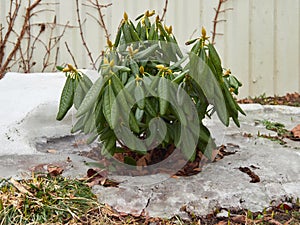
xmin=0 ymin=73 xmax=299 ymax=219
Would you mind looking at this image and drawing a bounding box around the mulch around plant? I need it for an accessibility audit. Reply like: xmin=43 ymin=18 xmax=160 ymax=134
xmin=79 ymin=144 xmax=236 ymax=177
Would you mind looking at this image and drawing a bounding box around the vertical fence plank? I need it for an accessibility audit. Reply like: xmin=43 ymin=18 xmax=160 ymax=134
xmin=225 ymin=0 xmax=251 ymax=97
xmin=275 ymin=0 xmax=300 ymax=95
xmin=249 ymin=0 xmax=275 ymax=96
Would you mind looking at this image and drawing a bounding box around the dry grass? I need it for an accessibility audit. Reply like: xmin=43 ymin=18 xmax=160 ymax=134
xmin=0 ymin=174 xmax=299 ymax=224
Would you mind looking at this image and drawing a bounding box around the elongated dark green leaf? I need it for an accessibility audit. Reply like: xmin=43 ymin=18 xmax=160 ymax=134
xmin=71 ymin=115 xmax=84 ymax=133
xmin=114 ymin=26 xmax=122 ymax=47
xmin=56 ymin=77 xmax=75 ymax=121
xmin=122 ymin=22 xmax=133 ymax=44
xmin=208 ymin=43 xmax=223 ymax=80
xmin=103 ymin=83 xmax=116 ymax=128
xmin=129 ymin=111 xmax=140 ymax=133
xmin=135 ymin=84 xmax=145 ymax=109
xmin=158 ymin=77 xmax=169 ymax=115
xmin=129 ymin=59 xmax=139 ymax=75
xmin=133 ymin=44 xmax=158 ymax=60
xmin=86 ymin=131 xmax=98 ymax=145
xmin=76 ymin=74 xmax=112 ymax=117
xmin=74 ymin=80 xmax=85 ymax=110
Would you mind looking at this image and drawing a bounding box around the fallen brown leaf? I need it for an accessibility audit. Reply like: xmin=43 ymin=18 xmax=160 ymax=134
xmin=277 ymin=202 xmax=293 ymax=211
xmin=291 ymin=124 xmax=300 ymax=138
xmin=231 ymin=215 xmax=246 ymax=223
xmin=86 ymin=168 xmax=119 ymax=187
xmin=239 ymin=167 xmax=260 ymax=183
xmin=47 ymin=165 xmax=64 ymax=176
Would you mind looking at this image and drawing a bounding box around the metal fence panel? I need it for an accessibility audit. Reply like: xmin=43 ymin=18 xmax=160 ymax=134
xmin=1 ymin=0 xmax=299 ymax=97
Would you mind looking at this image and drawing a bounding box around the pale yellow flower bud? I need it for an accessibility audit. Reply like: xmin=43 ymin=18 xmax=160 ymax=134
xmin=124 ymin=12 xmax=128 ymax=21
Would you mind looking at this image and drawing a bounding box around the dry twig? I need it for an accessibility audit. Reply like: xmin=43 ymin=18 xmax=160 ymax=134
xmin=0 ymin=0 xmax=41 ymax=79
xmin=85 ymin=0 xmax=112 ymax=40
xmin=65 ymin=42 xmax=78 ymax=68
xmin=41 ymin=18 xmax=69 ymax=72
xmin=211 ymin=0 xmax=233 ymax=44
xmin=160 ymin=0 xmax=169 ymax=22
xmin=0 ymin=0 xmax=21 ymax=70
xmin=75 ymin=0 xmax=96 ymax=70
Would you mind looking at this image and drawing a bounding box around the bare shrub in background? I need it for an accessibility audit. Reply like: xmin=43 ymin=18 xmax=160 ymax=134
xmin=0 ymin=0 xmax=70 ymax=78
xmin=0 ymin=0 xmax=231 ymax=79
xmin=0 ymin=0 xmax=113 ymax=79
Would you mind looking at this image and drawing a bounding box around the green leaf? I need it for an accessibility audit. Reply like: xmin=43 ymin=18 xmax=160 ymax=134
xmin=76 ymin=74 xmax=112 ymax=117
xmin=71 ymin=115 xmax=84 ymax=133
xmin=135 ymin=108 xmax=144 ymax=122
xmin=208 ymin=43 xmax=223 ymax=80
xmin=124 ymin=156 xmax=137 ymax=166
xmin=103 ymin=83 xmax=116 ymax=128
xmin=122 ymin=22 xmax=133 ymax=44
xmin=56 ymin=66 xmax=64 ymax=71
xmin=74 ymin=80 xmax=85 ymax=110
xmin=114 ymin=26 xmax=122 ymax=47
xmin=56 ymin=77 xmax=75 ymax=121
xmin=158 ymin=77 xmax=169 ymax=115
xmin=133 ymin=44 xmax=159 ymax=60
xmin=135 ymin=84 xmax=145 ymax=109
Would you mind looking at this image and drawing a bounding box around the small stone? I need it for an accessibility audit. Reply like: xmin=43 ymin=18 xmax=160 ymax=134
xmin=216 ymin=209 xmax=229 ymax=218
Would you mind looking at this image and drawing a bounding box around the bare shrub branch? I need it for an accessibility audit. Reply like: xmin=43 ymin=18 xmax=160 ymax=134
xmin=64 ymin=42 xmax=78 ymax=68
xmin=75 ymin=0 xmax=96 ymax=69
xmin=211 ymin=0 xmax=233 ymax=44
xmin=0 ymin=0 xmax=21 ymax=69
xmin=85 ymin=0 xmax=112 ymax=40
xmin=0 ymin=0 xmax=41 ymax=79
xmin=160 ymin=0 xmax=169 ymax=22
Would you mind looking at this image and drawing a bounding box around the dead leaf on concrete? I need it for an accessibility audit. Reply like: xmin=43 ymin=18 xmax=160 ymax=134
xmin=47 ymin=165 xmax=64 ymax=176
xmin=239 ymin=167 xmax=260 ymax=183
xmin=86 ymin=168 xmax=119 ymax=187
xmin=291 ymin=124 xmax=300 ymax=139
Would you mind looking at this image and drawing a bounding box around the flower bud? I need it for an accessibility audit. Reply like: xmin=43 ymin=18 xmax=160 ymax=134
xmin=156 ymin=64 xmax=165 ymax=70
xmin=103 ymin=57 xmax=109 ymax=65
xmin=124 ymin=12 xmax=128 ymax=21
xmin=139 ymin=66 xmax=144 ymax=74
xmin=145 ymin=10 xmax=150 ymax=17
xmin=107 ymin=39 xmax=113 ymax=48
xmin=148 ymin=10 xmax=155 ymax=17
xmin=201 ymin=26 xmax=207 ymax=38
xmin=109 ymin=60 xmax=115 ymax=67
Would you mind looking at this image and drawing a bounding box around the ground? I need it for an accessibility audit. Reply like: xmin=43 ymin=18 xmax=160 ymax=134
xmin=0 ymin=73 xmax=299 ymax=224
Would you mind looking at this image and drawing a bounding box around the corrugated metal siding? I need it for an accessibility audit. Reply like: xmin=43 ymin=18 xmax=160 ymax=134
xmin=1 ymin=0 xmax=299 ymax=97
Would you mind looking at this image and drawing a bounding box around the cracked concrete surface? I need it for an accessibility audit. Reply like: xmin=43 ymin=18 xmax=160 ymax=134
xmin=0 ymin=73 xmax=299 ymax=218
xmin=93 ymin=105 xmax=300 ymax=218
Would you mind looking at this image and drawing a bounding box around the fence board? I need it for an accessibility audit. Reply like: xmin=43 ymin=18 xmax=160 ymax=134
xmin=275 ymin=0 xmax=300 ymax=96
xmin=0 ymin=0 xmax=299 ymax=97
